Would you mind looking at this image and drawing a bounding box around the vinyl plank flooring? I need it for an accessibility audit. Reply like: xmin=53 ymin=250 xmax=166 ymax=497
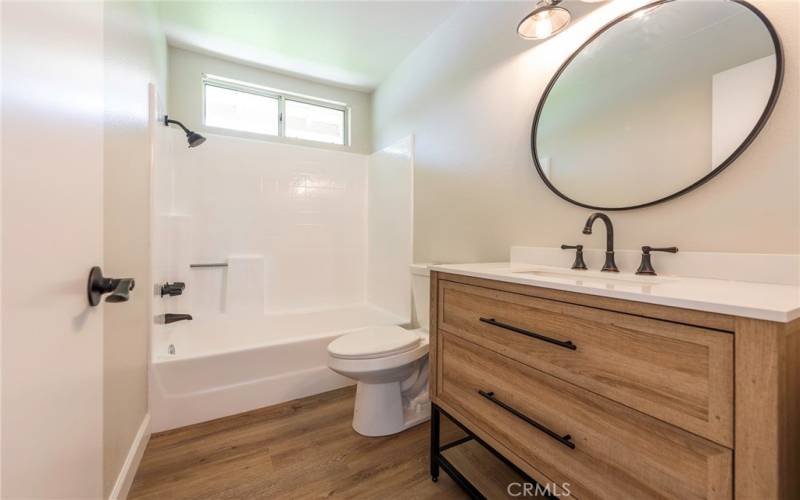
xmin=129 ymin=387 xmax=468 ymax=500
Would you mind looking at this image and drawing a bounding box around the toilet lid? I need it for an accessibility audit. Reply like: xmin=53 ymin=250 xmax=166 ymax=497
xmin=328 ymin=326 xmax=421 ymax=360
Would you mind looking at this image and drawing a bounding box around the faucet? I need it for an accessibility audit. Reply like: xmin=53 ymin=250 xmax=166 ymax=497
xmin=163 ymin=313 xmax=193 ymax=324
xmin=582 ymin=213 xmax=618 ymax=272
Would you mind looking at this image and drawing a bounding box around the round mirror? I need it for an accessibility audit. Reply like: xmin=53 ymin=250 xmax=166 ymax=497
xmin=532 ymin=0 xmax=783 ymax=210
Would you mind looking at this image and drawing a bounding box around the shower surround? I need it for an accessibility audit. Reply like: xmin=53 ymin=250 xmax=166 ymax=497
xmin=151 ymin=130 xmax=413 ymax=431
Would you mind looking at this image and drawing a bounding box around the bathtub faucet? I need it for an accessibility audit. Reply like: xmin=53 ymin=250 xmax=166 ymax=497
xmin=163 ymin=313 xmax=193 ymax=324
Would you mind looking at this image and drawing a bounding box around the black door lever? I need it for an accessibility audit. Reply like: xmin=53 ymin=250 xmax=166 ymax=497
xmin=87 ymin=266 xmax=135 ymax=306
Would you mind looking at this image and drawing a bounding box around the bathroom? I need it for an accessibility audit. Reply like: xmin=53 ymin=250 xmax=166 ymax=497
xmin=1 ymin=0 xmax=798 ymax=498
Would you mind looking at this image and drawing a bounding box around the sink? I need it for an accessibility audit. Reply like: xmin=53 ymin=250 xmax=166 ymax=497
xmin=509 ymin=266 xmax=675 ymax=287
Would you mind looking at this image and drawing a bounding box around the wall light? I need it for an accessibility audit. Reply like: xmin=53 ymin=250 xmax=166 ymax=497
xmin=517 ymin=0 xmax=572 ymax=40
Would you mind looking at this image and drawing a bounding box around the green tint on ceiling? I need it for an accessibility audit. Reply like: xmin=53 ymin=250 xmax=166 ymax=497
xmin=156 ymin=1 xmax=460 ymax=89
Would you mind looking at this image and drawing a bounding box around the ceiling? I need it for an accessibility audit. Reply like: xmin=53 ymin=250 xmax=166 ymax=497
xmin=157 ymin=1 xmax=463 ymax=91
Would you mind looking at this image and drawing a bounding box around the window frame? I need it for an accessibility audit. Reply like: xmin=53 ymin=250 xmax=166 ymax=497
xmin=201 ymin=74 xmax=350 ymax=147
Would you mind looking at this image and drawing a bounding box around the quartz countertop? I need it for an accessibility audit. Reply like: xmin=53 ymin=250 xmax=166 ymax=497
xmin=430 ymin=262 xmax=800 ymax=323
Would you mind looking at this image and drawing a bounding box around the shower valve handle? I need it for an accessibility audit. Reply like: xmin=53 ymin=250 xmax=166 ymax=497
xmin=160 ymin=282 xmax=186 ymax=297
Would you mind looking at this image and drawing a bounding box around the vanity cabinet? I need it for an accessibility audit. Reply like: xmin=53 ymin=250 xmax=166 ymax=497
xmin=429 ymin=271 xmax=800 ymax=499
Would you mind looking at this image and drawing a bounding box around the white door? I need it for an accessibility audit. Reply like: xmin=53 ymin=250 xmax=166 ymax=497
xmin=2 ymin=2 xmax=106 ymax=497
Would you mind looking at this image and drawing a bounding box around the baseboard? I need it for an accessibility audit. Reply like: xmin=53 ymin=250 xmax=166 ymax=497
xmin=109 ymin=413 xmax=151 ymax=500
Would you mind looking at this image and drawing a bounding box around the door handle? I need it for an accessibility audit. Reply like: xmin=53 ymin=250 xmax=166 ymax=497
xmin=87 ymin=266 xmax=135 ymax=306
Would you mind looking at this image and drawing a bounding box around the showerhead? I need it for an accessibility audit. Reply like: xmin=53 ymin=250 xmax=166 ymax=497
xmin=186 ymin=131 xmax=206 ymax=148
xmin=164 ymin=115 xmax=206 ymax=148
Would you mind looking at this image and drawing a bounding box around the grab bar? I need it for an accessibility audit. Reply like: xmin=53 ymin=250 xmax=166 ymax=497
xmin=189 ymin=263 xmax=228 ymax=268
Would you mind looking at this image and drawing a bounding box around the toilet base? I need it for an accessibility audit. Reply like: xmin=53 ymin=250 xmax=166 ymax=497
xmin=352 ymin=381 xmax=431 ymax=437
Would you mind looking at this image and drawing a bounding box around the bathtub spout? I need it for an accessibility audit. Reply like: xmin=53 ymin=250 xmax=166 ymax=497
xmin=163 ymin=313 xmax=193 ymax=324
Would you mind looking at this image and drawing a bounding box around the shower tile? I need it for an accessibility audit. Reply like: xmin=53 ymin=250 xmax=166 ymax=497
xmin=166 ymin=135 xmax=368 ymax=316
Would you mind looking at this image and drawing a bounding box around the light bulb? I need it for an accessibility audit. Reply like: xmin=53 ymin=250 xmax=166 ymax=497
xmin=535 ymin=14 xmax=554 ymax=38
xmin=517 ymin=2 xmax=572 ymax=40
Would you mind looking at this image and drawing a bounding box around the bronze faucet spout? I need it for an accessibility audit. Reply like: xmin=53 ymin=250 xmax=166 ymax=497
xmin=582 ymin=213 xmax=618 ymax=272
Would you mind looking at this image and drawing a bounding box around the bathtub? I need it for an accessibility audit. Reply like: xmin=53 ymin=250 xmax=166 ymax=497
xmin=150 ymin=304 xmax=406 ymax=432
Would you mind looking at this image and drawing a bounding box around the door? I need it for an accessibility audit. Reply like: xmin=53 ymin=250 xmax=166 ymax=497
xmin=2 ymin=1 xmax=106 ymax=497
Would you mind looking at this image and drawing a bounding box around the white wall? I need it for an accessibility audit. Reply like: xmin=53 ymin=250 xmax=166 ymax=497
xmin=103 ymin=2 xmax=168 ymax=497
xmin=168 ymin=46 xmax=373 ymax=154
xmin=157 ymin=131 xmax=369 ymax=318
xmin=367 ymin=136 xmax=414 ymax=321
xmin=152 ymin=120 xmax=177 ymax=353
xmin=372 ymin=0 xmax=800 ymax=263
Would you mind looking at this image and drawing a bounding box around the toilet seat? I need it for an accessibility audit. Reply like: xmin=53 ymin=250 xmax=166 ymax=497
xmin=328 ymin=325 xmax=421 ymax=360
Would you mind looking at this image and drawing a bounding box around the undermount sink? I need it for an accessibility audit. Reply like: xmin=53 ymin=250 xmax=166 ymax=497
xmin=509 ymin=266 xmax=675 ymax=287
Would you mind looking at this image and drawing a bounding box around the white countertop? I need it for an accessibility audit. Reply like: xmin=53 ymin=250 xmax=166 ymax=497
xmin=430 ymin=262 xmax=800 ymax=323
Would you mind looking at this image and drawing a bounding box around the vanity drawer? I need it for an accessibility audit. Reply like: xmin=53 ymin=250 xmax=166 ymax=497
xmin=438 ymin=280 xmax=733 ymax=446
xmin=438 ymin=331 xmax=732 ymax=500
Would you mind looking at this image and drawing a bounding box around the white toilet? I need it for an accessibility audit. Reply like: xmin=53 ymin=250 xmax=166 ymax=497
xmin=327 ymin=264 xmax=431 ymax=436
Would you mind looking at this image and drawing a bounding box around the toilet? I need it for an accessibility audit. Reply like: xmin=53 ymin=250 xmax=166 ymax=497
xmin=327 ymin=264 xmax=431 ymax=436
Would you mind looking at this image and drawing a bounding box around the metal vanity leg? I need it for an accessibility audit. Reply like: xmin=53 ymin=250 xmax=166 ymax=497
xmin=431 ymin=404 xmax=440 ymax=482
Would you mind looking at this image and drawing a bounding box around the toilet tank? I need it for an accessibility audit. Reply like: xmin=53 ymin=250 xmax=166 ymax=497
xmin=410 ymin=264 xmax=431 ymax=331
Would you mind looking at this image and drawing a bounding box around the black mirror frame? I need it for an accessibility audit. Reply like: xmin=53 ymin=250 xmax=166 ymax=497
xmin=530 ymin=0 xmax=784 ymax=211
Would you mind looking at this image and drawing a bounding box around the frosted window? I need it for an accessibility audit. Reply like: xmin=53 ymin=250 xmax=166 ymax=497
xmin=204 ymin=84 xmax=278 ymax=136
xmin=285 ymin=100 xmax=345 ymax=145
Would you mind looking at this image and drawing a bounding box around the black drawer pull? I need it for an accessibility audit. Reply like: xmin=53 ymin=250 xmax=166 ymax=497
xmin=478 ymin=390 xmax=576 ymax=450
xmin=479 ymin=317 xmax=576 ymax=351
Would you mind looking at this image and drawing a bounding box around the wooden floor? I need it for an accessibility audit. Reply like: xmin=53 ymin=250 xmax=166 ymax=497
xmin=130 ymin=387 xmax=472 ymax=499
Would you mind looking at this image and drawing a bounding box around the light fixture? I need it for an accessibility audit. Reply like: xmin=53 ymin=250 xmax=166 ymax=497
xmin=517 ymin=0 xmax=572 ymax=40
xmin=164 ymin=115 xmax=206 ymax=148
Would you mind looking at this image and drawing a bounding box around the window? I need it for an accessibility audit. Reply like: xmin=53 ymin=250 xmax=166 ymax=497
xmin=203 ymin=75 xmax=349 ymax=146
xmin=285 ymin=100 xmax=345 ymax=145
xmin=204 ymin=85 xmax=279 ymax=136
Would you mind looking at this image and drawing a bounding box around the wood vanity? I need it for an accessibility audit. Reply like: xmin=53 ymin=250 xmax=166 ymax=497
xmin=429 ymin=270 xmax=799 ymax=499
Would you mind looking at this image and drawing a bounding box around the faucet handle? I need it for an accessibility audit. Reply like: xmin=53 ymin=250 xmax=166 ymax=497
xmin=642 ymin=246 xmax=679 ymax=254
xmin=561 ymin=244 xmax=587 ymax=270
xmin=636 ymin=246 xmax=679 ymax=276
xmin=160 ymin=281 xmax=186 ymax=297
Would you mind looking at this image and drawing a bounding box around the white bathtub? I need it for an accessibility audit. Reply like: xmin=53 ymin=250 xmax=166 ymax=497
xmin=150 ymin=305 xmax=405 ymax=432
